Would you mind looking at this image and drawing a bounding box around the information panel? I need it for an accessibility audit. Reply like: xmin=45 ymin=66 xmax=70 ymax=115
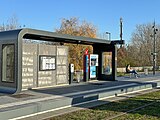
xmin=90 ymin=54 xmax=98 ymax=66
xmin=90 ymin=66 xmax=96 ymax=78
xmin=89 ymin=54 xmax=98 ymax=79
xmin=39 ymin=56 xmax=56 ymax=70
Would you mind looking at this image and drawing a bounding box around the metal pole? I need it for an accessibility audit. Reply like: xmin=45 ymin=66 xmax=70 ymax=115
xmin=120 ymin=17 xmax=123 ymax=48
xmin=153 ymin=21 xmax=156 ymax=75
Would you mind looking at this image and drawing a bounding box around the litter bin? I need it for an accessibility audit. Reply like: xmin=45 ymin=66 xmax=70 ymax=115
xmin=144 ymin=68 xmax=148 ymax=75
xmin=75 ymin=70 xmax=83 ymax=83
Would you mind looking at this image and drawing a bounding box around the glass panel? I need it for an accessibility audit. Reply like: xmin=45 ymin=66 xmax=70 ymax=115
xmin=102 ymin=52 xmax=112 ymax=75
xmin=2 ymin=44 xmax=15 ymax=82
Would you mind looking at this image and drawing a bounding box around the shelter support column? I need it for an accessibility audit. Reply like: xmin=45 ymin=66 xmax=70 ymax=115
xmin=93 ymin=44 xmax=117 ymax=81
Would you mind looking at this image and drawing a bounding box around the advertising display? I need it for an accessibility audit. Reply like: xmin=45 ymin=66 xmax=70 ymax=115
xmin=89 ymin=54 xmax=98 ymax=79
xmin=2 ymin=45 xmax=15 ymax=82
xmin=102 ymin=52 xmax=112 ymax=75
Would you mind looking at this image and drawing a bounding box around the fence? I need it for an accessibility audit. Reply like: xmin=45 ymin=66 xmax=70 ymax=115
xmin=117 ymin=66 xmax=154 ymax=73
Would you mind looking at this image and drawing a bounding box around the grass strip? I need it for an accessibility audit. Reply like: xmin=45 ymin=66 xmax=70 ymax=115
xmin=48 ymin=89 xmax=160 ymax=120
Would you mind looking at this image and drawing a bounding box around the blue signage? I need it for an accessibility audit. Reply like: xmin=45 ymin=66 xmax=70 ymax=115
xmin=86 ymin=55 xmax=89 ymax=73
xmin=90 ymin=66 xmax=96 ymax=78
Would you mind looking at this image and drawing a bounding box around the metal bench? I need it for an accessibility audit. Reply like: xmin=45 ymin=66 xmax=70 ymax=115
xmin=124 ymin=72 xmax=134 ymax=78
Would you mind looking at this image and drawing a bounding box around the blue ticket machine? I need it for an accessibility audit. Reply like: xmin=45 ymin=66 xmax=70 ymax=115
xmin=89 ymin=54 xmax=98 ymax=79
xmin=84 ymin=54 xmax=89 ymax=82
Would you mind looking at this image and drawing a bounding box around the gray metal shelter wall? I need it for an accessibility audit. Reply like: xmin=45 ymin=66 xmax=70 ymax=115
xmin=22 ymin=41 xmax=68 ymax=90
xmin=22 ymin=43 xmax=38 ymax=89
xmin=56 ymin=46 xmax=68 ymax=84
xmin=0 ymin=30 xmax=19 ymax=93
xmin=38 ymin=44 xmax=57 ymax=87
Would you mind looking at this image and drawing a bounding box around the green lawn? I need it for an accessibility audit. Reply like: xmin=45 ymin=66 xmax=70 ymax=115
xmin=47 ymin=89 xmax=160 ymax=120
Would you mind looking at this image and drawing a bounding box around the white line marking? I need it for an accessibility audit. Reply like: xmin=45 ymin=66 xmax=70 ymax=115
xmin=146 ymin=79 xmax=160 ymax=82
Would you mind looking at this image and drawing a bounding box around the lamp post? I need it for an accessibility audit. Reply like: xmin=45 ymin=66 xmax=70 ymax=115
xmin=106 ymin=32 xmax=111 ymax=40
xmin=120 ymin=17 xmax=123 ymax=48
xmin=151 ymin=21 xmax=158 ymax=75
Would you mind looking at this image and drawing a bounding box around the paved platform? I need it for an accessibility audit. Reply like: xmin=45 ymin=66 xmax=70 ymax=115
xmin=1 ymin=73 xmax=160 ymax=120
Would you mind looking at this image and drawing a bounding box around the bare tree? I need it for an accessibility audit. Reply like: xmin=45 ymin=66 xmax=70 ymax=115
xmin=0 ymin=15 xmax=19 ymax=31
xmin=129 ymin=23 xmax=160 ymax=66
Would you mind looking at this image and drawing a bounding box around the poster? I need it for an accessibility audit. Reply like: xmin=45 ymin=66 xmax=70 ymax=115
xmin=102 ymin=52 xmax=112 ymax=75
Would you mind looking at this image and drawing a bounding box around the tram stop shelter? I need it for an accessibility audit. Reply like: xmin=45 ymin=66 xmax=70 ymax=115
xmin=0 ymin=28 xmax=124 ymax=94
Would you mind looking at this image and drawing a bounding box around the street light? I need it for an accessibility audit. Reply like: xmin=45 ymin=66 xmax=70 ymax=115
xmin=151 ymin=21 xmax=158 ymax=75
xmin=106 ymin=32 xmax=111 ymax=40
xmin=120 ymin=17 xmax=123 ymax=48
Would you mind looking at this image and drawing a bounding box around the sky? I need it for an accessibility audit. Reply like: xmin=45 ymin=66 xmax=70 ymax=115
xmin=0 ymin=0 xmax=160 ymax=43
